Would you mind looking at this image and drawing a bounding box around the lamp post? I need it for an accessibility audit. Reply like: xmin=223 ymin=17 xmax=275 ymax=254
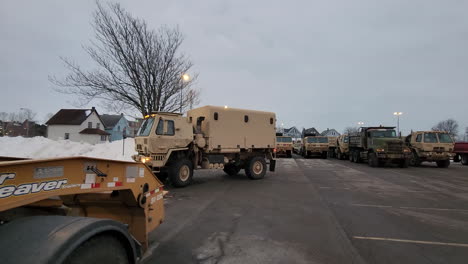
xmin=393 ymin=112 xmax=403 ymax=136
xmin=357 ymin=122 xmax=364 ymax=126
xmin=180 ymin=73 xmax=190 ymax=113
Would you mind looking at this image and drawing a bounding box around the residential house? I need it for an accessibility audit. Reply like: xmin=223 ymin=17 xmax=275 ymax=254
xmin=283 ymin=126 xmax=302 ymax=140
xmin=302 ymin=127 xmax=320 ymax=137
xmin=101 ymin=114 xmax=130 ymax=141
xmin=321 ymin=128 xmax=341 ymax=137
xmin=46 ymin=107 xmax=110 ymax=144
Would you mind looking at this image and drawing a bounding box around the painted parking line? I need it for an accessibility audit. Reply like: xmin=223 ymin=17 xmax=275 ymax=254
xmin=353 ymin=236 xmax=468 ymax=248
xmin=350 ymin=203 xmax=468 ymax=213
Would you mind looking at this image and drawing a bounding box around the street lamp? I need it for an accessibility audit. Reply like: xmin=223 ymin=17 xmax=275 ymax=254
xmin=393 ymin=112 xmax=403 ymax=136
xmin=180 ymin=74 xmax=190 ymax=113
xmin=357 ymin=122 xmax=364 ymax=126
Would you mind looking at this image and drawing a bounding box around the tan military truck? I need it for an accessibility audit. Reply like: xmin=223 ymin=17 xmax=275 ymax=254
xmin=404 ymin=131 xmax=454 ymax=168
xmin=327 ymin=136 xmax=338 ymax=158
xmin=275 ymin=133 xmax=293 ymax=158
xmin=302 ymin=135 xmax=329 ymax=158
xmin=335 ymin=134 xmax=349 ymax=160
xmin=133 ymin=106 xmax=277 ymax=187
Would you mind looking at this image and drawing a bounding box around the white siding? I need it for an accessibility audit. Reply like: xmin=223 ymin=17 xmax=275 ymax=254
xmin=47 ymin=112 xmax=106 ymax=144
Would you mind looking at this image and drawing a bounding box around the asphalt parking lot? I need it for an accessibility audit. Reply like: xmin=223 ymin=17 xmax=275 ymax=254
xmin=147 ymin=156 xmax=468 ymax=264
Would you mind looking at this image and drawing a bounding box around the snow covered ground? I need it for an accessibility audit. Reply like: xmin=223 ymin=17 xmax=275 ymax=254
xmin=0 ymin=136 xmax=137 ymax=161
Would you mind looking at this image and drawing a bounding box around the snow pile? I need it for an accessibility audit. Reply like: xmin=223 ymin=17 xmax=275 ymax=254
xmin=0 ymin=136 xmax=137 ymax=161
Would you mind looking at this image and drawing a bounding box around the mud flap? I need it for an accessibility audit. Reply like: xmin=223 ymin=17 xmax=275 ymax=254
xmin=269 ymin=159 xmax=276 ymax=172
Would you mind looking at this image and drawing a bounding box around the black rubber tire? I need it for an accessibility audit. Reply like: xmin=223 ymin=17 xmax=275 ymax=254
xmin=321 ymin=152 xmax=328 ymax=159
xmin=409 ymin=152 xmax=421 ymax=167
xmin=454 ymin=155 xmax=461 ymax=162
xmin=245 ymin=156 xmax=267 ymax=180
xmin=368 ymin=153 xmax=378 ymax=167
xmin=350 ymin=151 xmax=355 ymax=162
xmin=354 ymin=151 xmax=361 ymax=163
xmin=169 ymin=159 xmax=194 ymax=188
xmin=462 ymin=154 xmax=468 ymax=165
xmin=64 ymin=234 xmax=129 ymax=264
xmin=399 ymin=159 xmax=409 ymax=168
xmin=223 ymin=164 xmax=241 ymax=176
xmin=287 ymin=151 xmax=292 ymax=158
xmin=436 ymin=160 xmax=450 ymax=168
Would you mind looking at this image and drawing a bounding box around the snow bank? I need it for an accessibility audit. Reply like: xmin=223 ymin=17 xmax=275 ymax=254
xmin=0 ymin=136 xmax=137 ymax=161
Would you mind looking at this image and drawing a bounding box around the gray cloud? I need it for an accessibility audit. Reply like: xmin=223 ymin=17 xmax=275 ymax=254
xmin=1 ymin=0 xmax=467 ymax=135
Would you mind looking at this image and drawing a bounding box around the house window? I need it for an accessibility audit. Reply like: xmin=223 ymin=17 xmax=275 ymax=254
xmin=101 ymin=135 xmax=107 ymax=141
xmin=97 ymin=123 xmax=100 ymax=129
xmin=117 ymin=125 xmax=121 ymax=131
xmin=214 ymin=112 xmax=219 ymax=121
xmin=88 ymin=122 xmax=92 ymax=128
xmin=64 ymin=133 xmax=70 ymax=140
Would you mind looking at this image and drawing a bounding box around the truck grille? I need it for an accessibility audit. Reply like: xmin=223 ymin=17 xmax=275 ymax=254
xmin=387 ymin=143 xmax=402 ymax=153
xmin=137 ymin=144 xmax=142 ymax=150
xmin=433 ymin=147 xmax=445 ymax=153
xmin=151 ymin=154 xmax=165 ymax=161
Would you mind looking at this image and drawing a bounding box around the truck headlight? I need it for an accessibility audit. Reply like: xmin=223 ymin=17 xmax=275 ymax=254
xmin=376 ymin=148 xmax=385 ymax=152
xmin=141 ymin=157 xmax=151 ymax=163
xmin=403 ymin=148 xmax=411 ymax=153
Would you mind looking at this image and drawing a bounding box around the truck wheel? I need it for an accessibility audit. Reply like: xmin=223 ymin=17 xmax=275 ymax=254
xmin=354 ymin=151 xmax=361 ymax=163
xmin=169 ymin=159 xmax=194 ymax=187
xmin=245 ymin=156 xmax=267 ymax=180
xmin=322 ymin=152 xmax=328 ymax=159
xmin=224 ymin=164 xmax=241 ymax=176
xmin=287 ymin=150 xmax=292 ymax=158
xmin=462 ymin=154 xmax=468 ymax=165
xmin=399 ymin=159 xmax=409 ymax=168
xmin=436 ymin=160 xmax=450 ymax=168
xmin=454 ymin=154 xmax=461 ymax=162
xmin=368 ymin=153 xmax=378 ymax=167
xmin=350 ymin=151 xmax=355 ymax=162
xmin=409 ymin=152 xmax=421 ymax=167
xmin=64 ymin=234 xmax=129 ymax=264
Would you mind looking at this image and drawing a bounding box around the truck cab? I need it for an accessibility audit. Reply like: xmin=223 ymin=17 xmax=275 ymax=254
xmin=302 ymin=136 xmax=329 ymax=158
xmin=404 ymin=131 xmax=454 ymax=167
xmin=275 ymin=135 xmax=293 ymax=158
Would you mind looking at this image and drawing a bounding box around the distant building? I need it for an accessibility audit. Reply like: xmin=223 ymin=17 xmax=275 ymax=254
xmin=46 ymin=107 xmax=110 ymax=144
xmin=321 ymin=128 xmax=341 ymax=137
xmin=302 ymin=127 xmax=320 ymax=137
xmin=1 ymin=120 xmax=36 ymax=137
xmin=283 ymin=126 xmax=302 ymax=139
xmin=128 ymin=119 xmax=143 ymax=138
xmin=101 ymin=114 xmax=130 ymax=142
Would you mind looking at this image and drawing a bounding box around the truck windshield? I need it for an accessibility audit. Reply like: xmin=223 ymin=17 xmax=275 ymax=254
xmin=277 ymin=137 xmax=293 ymax=143
xmin=438 ymin=133 xmax=453 ymax=143
xmin=343 ymin=136 xmax=349 ymax=143
xmin=370 ymin=130 xmax=397 ymax=138
xmin=137 ymin=118 xmax=155 ymax=137
xmin=307 ymin=137 xmax=328 ymax=143
xmin=424 ymin=133 xmax=438 ymax=143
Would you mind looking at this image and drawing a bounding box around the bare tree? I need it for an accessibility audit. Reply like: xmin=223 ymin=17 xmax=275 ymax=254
xmin=19 ymin=108 xmax=37 ymax=122
xmin=343 ymin=127 xmax=359 ymax=135
xmin=0 ymin=112 xmax=7 ymax=121
xmin=432 ymin=119 xmax=459 ymax=138
xmin=50 ymin=1 xmax=199 ymax=116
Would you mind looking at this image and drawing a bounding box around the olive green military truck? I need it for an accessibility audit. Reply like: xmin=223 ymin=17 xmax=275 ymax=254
xmin=404 ymin=131 xmax=454 ymax=168
xmin=335 ymin=134 xmax=349 ymax=160
xmin=302 ymin=135 xmax=329 ymax=158
xmin=349 ymin=126 xmax=411 ymax=167
xmin=133 ymin=106 xmax=277 ymax=187
xmin=275 ymin=133 xmax=293 ymax=158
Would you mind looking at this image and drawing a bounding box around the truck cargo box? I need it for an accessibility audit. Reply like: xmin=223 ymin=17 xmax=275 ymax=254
xmin=187 ymin=106 xmax=276 ymax=152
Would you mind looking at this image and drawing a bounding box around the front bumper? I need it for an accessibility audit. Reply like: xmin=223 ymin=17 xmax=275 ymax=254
xmin=419 ymin=152 xmax=454 ymax=161
xmin=376 ymin=152 xmax=411 ymax=159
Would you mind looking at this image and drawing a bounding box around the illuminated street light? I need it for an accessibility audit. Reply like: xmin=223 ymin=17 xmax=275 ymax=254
xmin=393 ymin=112 xmax=403 ymax=136
xmin=357 ymin=122 xmax=364 ymax=126
xmin=179 ymin=74 xmax=191 ymax=113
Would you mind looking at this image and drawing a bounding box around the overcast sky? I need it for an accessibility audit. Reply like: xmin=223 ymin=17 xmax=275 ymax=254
xmin=1 ymin=0 xmax=467 ymax=136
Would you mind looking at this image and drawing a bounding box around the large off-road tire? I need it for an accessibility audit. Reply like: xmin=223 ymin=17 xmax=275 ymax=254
xmin=353 ymin=151 xmax=361 ymax=163
xmin=436 ymin=160 xmax=450 ymax=168
xmin=454 ymin=154 xmax=461 ymax=162
xmin=350 ymin=151 xmax=355 ymax=162
xmin=287 ymin=150 xmax=293 ymax=158
xmin=245 ymin=156 xmax=267 ymax=180
xmin=462 ymin=154 xmax=468 ymax=165
xmin=224 ymin=164 xmax=241 ymax=176
xmin=169 ymin=159 xmax=194 ymax=187
xmin=368 ymin=153 xmax=378 ymax=167
xmin=399 ymin=159 xmax=409 ymax=168
xmin=409 ymin=152 xmax=421 ymax=167
xmin=64 ymin=234 xmax=129 ymax=264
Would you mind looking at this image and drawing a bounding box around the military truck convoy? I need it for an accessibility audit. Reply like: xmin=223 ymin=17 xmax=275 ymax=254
xmin=133 ymin=106 xmax=277 ymax=187
xmin=275 ymin=133 xmax=293 ymax=158
xmin=302 ymin=134 xmax=329 ymax=158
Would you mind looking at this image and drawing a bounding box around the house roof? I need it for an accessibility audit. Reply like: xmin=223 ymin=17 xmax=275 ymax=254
xmin=46 ymin=109 xmax=93 ymax=125
xmin=101 ymin=114 xmax=124 ymax=129
xmin=321 ymin=129 xmax=340 ymax=136
xmin=79 ymin=128 xmax=110 ymax=135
